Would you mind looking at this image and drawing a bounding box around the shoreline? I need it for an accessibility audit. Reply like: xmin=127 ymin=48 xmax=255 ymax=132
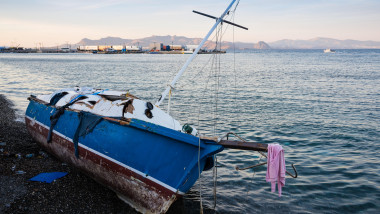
xmin=0 ymin=94 xmax=196 ymax=214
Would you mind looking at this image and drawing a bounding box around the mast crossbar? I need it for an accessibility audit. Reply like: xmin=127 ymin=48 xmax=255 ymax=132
xmin=193 ymin=10 xmax=248 ymax=30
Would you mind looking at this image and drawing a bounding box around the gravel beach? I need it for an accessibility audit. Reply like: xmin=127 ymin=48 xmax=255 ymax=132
xmin=0 ymin=94 xmax=204 ymax=214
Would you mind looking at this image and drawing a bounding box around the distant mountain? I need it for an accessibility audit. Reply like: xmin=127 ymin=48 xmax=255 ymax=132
xmin=214 ymin=41 xmax=270 ymax=50
xmin=78 ymin=37 xmax=133 ymax=46
xmin=76 ymin=35 xmax=271 ymax=50
xmin=75 ymin=36 xmax=380 ymax=49
xmin=269 ymin=37 xmax=380 ymax=49
xmin=253 ymin=41 xmax=271 ymax=49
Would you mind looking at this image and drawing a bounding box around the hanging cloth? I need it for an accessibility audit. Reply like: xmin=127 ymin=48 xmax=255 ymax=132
xmin=72 ymin=111 xmax=103 ymax=158
xmin=266 ymin=143 xmax=286 ymax=197
xmin=47 ymin=99 xmax=82 ymax=143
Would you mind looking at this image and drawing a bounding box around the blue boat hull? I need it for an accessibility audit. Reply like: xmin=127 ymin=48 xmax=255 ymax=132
xmin=25 ymin=98 xmax=223 ymax=213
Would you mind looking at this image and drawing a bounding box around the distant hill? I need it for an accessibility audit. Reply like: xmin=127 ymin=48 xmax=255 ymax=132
xmin=79 ymin=37 xmax=133 ymax=46
xmin=269 ymin=37 xmax=380 ymax=49
xmin=75 ymin=36 xmax=380 ymax=50
xmin=76 ymin=35 xmax=271 ymax=50
xmin=253 ymin=41 xmax=271 ymax=49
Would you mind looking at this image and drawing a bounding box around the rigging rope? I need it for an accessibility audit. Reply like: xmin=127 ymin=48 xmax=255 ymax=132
xmin=213 ymin=155 xmax=218 ymax=209
xmin=245 ymin=154 xmax=264 ymax=200
xmin=192 ymin=2 xmax=241 ymax=211
xmin=198 ymin=134 xmax=203 ymax=214
xmin=232 ymin=3 xmax=239 ymax=131
xmin=211 ymin=23 xmax=223 ymax=210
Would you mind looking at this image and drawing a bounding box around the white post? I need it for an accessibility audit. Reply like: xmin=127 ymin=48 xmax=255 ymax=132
xmin=155 ymin=0 xmax=237 ymax=107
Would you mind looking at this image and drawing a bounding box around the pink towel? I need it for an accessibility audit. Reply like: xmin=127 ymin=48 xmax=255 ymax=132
xmin=266 ymin=144 xmax=286 ymax=197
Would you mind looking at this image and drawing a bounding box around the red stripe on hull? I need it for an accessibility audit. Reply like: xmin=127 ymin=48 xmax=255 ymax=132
xmin=25 ymin=117 xmax=179 ymax=213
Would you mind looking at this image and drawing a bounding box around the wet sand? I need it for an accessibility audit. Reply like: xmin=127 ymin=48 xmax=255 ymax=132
xmin=0 ymin=94 xmax=200 ymax=214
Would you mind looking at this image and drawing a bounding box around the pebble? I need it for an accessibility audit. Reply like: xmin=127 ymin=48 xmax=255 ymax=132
xmin=39 ymin=151 xmax=48 ymax=158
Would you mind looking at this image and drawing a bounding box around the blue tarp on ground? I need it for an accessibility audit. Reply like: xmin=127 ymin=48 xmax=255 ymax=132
xmin=29 ymin=172 xmax=68 ymax=183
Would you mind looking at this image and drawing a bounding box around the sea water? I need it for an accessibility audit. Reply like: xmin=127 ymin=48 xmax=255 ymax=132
xmin=0 ymin=50 xmax=379 ymax=213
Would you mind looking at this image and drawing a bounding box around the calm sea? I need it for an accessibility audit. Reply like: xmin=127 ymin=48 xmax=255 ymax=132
xmin=0 ymin=50 xmax=379 ymax=213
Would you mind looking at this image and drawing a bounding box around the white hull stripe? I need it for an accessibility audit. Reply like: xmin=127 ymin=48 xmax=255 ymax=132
xmin=26 ymin=116 xmax=184 ymax=195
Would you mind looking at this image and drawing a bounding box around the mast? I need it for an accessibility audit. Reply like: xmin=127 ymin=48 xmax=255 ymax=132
xmin=155 ymin=0 xmax=237 ymax=107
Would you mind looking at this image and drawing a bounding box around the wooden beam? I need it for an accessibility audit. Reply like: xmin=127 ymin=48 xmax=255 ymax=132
xmin=218 ymin=140 xmax=268 ymax=151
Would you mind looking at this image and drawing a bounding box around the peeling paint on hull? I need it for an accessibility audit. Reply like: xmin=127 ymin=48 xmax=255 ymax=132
xmin=26 ymin=117 xmax=178 ymax=213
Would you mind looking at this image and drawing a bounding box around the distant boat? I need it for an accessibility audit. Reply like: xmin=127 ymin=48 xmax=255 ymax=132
xmin=182 ymin=50 xmax=194 ymax=54
xmin=148 ymin=51 xmax=161 ymax=54
xmin=324 ymin=48 xmax=336 ymax=53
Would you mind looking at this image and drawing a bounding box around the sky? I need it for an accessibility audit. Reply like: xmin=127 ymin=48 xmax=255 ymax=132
xmin=1 ymin=0 xmax=379 ymax=48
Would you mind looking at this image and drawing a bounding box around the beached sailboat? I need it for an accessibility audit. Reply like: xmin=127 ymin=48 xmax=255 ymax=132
xmin=25 ymin=0 xmax=297 ymax=213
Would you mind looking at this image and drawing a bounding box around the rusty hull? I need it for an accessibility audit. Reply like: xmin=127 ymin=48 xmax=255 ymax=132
xmin=25 ymin=117 xmax=180 ymax=213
